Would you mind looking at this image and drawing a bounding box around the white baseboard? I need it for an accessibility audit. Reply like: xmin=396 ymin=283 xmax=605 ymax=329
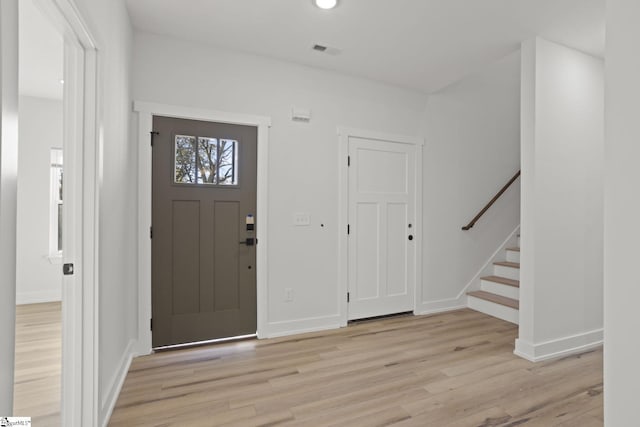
xmin=414 ymin=297 xmax=467 ymax=316
xmin=101 ymin=339 xmax=136 ymax=427
xmin=16 ymin=289 xmax=62 ymax=305
xmin=514 ymin=329 xmax=603 ymax=362
xmin=264 ymin=314 xmax=343 ymax=338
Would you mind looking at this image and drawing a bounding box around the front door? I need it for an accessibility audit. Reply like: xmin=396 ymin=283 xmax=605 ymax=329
xmin=348 ymin=137 xmax=416 ymax=320
xmin=152 ymin=116 xmax=257 ymax=347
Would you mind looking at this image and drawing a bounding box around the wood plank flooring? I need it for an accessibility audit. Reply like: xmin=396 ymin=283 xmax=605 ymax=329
xmin=110 ymin=309 xmax=603 ymax=426
xmin=13 ymin=302 xmax=61 ymax=427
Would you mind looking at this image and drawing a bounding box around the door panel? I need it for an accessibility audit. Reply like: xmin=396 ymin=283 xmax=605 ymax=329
xmin=172 ymin=200 xmax=200 ymax=315
xmin=387 ymin=202 xmax=408 ymax=296
xmin=355 ymin=202 xmax=380 ymax=300
xmin=152 ymin=116 xmax=257 ymax=347
xmin=348 ymin=137 xmax=415 ymax=320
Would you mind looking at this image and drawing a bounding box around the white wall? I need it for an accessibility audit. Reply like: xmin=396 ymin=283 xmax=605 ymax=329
xmin=133 ymin=31 xmax=427 ymax=336
xmin=16 ymin=95 xmax=63 ymax=304
xmin=72 ymin=0 xmax=136 ymax=424
xmin=517 ymin=38 xmax=603 ymax=361
xmin=420 ymin=51 xmax=521 ymax=312
xmin=0 ymin=0 xmax=19 ymax=416
xmin=604 ymin=0 xmax=640 ymax=424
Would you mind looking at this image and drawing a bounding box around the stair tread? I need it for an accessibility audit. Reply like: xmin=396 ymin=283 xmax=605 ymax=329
xmin=506 ymin=247 xmax=520 ymax=252
xmin=468 ymin=290 xmax=519 ymax=309
xmin=481 ymin=275 xmax=519 ymax=287
xmin=494 ymin=261 xmax=520 ymax=269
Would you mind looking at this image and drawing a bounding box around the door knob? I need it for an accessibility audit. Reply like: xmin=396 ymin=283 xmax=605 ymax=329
xmin=408 ymin=235 xmax=414 ymax=241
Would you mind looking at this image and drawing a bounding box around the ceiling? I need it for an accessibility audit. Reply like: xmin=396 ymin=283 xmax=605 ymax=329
xmin=125 ymin=0 xmax=605 ymax=93
xmin=19 ymin=0 xmax=64 ymax=100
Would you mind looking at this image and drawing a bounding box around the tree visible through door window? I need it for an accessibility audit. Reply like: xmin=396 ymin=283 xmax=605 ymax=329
xmin=50 ymin=148 xmax=63 ymax=256
xmin=174 ymin=135 xmax=238 ymax=186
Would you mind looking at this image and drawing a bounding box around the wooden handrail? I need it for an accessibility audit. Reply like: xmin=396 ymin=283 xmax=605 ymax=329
xmin=462 ymin=170 xmax=521 ymax=231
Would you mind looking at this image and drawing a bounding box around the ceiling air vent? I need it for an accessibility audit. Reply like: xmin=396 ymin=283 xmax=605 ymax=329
xmin=312 ymin=43 xmax=341 ymax=56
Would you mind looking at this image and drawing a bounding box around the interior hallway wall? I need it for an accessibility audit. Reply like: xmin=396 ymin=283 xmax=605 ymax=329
xmin=420 ymin=51 xmax=521 ymax=312
xmin=72 ymin=0 xmax=137 ymax=423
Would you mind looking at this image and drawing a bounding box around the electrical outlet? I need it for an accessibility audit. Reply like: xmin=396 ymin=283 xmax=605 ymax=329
xmin=293 ymin=213 xmax=311 ymax=226
xmin=285 ymin=288 xmax=294 ymax=302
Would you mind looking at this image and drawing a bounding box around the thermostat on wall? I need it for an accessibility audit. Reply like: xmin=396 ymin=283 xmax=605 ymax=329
xmin=292 ymin=107 xmax=311 ymax=122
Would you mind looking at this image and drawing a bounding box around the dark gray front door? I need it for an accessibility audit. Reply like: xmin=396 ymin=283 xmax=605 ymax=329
xmin=152 ymin=116 xmax=257 ymax=348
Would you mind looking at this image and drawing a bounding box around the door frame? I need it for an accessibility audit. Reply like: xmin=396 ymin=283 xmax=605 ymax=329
xmin=135 ymin=101 xmax=271 ymax=355
xmin=337 ymin=127 xmax=424 ymax=326
xmin=16 ymin=0 xmax=101 ymax=424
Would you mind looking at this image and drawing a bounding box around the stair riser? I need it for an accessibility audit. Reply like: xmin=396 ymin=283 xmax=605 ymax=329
xmin=506 ymin=250 xmax=520 ymax=263
xmin=493 ymin=265 xmax=520 ymax=281
xmin=468 ymin=296 xmax=519 ymax=325
xmin=481 ymin=280 xmax=519 ymax=300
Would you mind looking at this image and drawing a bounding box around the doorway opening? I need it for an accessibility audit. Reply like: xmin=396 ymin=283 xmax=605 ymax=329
xmin=13 ymin=0 xmax=100 ymax=424
xmin=151 ymin=116 xmax=258 ymax=349
xmin=14 ymin=1 xmax=64 ymax=423
xmin=135 ymin=102 xmax=271 ymax=354
xmin=338 ymin=127 xmax=424 ymax=325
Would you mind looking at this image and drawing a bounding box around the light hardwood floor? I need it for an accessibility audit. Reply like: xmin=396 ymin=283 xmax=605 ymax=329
xmin=110 ymin=309 xmax=603 ymax=426
xmin=13 ymin=301 xmax=61 ymax=427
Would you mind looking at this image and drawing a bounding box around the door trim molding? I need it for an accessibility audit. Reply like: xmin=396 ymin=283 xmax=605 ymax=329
xmin=33 ymin=0 xmax=102 ymax=424
xmin=337 ymin=127 xmax=424 ymax=326
xmin=134 ymin=101 xmax=271 ymax=355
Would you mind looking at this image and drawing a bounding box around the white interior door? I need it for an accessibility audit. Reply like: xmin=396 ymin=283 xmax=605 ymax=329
xmin=348 ymin=136 xmax=416 ymax=320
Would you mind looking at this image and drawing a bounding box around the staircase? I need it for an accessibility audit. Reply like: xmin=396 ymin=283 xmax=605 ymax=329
xmin=467 ymin=237 xmax=520 ymax=324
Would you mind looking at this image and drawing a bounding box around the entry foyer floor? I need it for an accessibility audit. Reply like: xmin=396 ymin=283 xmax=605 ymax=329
xmin=110 ymin=309 xmax=603 ymax=426
xmin=13 ymin=301 xmax=61 ymax=427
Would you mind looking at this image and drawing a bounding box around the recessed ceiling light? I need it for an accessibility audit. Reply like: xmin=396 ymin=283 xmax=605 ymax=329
xmin=314 ymin=0 xmax=338 ymax=10
xmin=59 ymin=79 xmax=64 ymax=85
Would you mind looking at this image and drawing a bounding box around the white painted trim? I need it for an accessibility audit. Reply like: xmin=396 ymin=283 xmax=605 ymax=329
xmin=135 ymin=102 xmax=271 ymax=354
xmin=265 ymin=314 xmax=343 ymax=338
xmin=337 ymin=127 xmax=424 ymax=324
xmin=414 ymin=298 xmax=468 ymax=316
xmin=414 ymin=142 xmax=424 ymax=317
xmin=337 ymin=126 xmax=425 ymax=146
xmin=34 ymin=1 xmax=102 ymax=425
xmin=134 ymin=102 xmax=272 ymax=128
xmin=414 ymin=304 xmax=468 ymax=316
xmin=514 ymin=329 xmax=603 ymax=362
xmin=16 ymin=290 xmax=62 ymax=305
xmin=0 ymin=0 xmax=19 ymax=415
xmin=100 ymin=339 xmax=136 ymax=427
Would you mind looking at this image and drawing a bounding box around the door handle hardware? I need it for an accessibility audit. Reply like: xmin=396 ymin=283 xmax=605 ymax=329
xmin=63 ymin=263 xmax=75 ymax=275
xmin=408 ymin=235 xmax=414 ymax=241
xmin=239 ymin=238 xmax=255 ymax=246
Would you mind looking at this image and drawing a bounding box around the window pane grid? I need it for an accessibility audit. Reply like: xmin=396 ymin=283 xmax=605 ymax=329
xmin=174 ymin=135 xmax=238 ymax=186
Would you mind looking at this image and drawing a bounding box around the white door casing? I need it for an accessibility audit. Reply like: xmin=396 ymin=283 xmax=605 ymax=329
xmin=338 ymin=128 xmax=423 ymax=324
xmin=0 ymin=0 xmax=19 ymax=415
xmin=33 ymin=0 xmax=101 ymax=425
